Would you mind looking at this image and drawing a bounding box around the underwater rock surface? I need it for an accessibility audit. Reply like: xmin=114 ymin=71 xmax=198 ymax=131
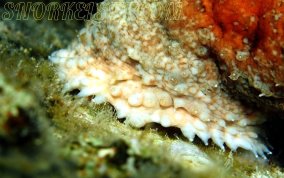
xmin=0 ymin=1 xmax=284 ymax=178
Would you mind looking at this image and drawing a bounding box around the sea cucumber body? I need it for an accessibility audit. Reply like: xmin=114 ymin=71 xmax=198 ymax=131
xmin=50 ymin=0 xmax=270 ymax=158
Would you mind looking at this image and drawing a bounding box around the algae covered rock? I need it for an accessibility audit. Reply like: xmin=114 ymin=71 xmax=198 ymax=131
xmin=0 ymin=72 xmax=76 ymax=178
xmin=0 ymin=1 xmax=284 ymax=178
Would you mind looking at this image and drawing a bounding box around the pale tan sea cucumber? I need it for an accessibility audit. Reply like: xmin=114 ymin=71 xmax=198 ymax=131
xmin=49 ymin=0 xmax=270 ymax=158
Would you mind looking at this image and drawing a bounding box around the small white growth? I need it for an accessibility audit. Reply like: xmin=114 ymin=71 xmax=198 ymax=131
xmin=110 ymin=86 xmax=122 ymax=97
xmin=160 ymin=114 xmax=171 ymax=127
xmin=181 ymin=124 xmax=196 ymax=142
xmin=157 ymin=91 xmax=172 ymax=107
xmin=92 ymin=95 xmax=107 ymax=104
xmin=210 ymin=128 xmax=225 ymax=150
xmin=128 ymin=93 xmax=143 ymax=107
xmin=78 ymin=88 xmax=97 ymax=97
xmin=49 ymin=49 xmax=70 ymax=64
xmin=144 ymin=92 xmax=159 ymax=108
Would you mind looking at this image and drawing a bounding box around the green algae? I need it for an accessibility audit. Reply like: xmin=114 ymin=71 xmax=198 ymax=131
xmin=0 ymin=4 xmax=284 ymax=178
xmin=0 ymin=67 xmax=75 ymax=178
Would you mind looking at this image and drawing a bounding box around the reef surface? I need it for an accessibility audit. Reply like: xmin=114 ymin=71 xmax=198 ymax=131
xmin=50 ymin=0 xmax=271 ymax=157
xmin=1 ymin=1 xmax=284 ymax=178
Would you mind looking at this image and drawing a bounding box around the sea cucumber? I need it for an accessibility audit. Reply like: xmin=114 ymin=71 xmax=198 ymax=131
xmin=49 ymin=0 xmax=271 ymax=158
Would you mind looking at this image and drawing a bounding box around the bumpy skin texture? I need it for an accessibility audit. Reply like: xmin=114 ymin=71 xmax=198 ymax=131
xmin=213 ymin=0 xmax=284 ymax=98
xmin=169 ymin=0 xmax=284 ymax=98
xmin=50 ymin=0 xmax=271 ymax=157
